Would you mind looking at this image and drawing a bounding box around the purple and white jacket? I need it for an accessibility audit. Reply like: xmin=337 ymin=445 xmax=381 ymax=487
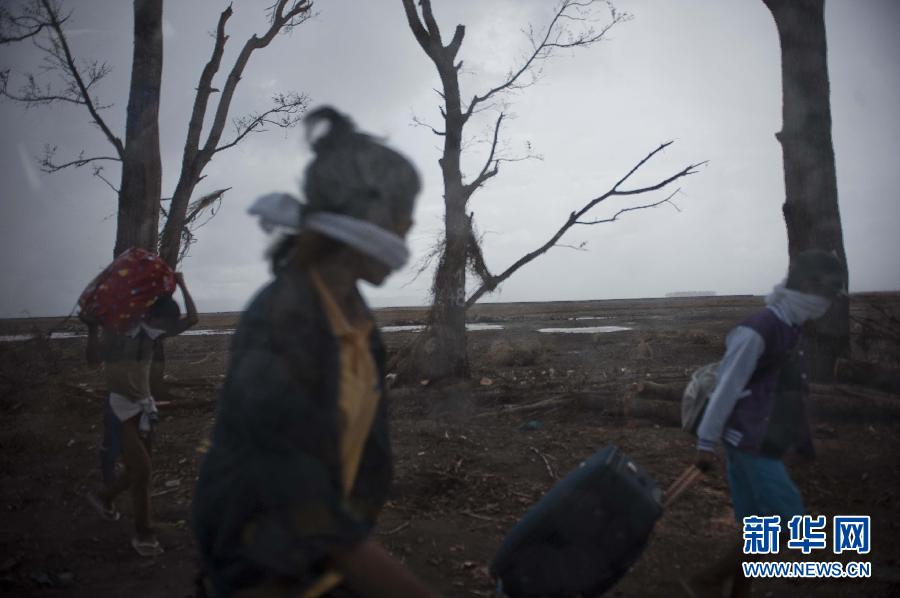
xmin=696 ymin=285 xmax=826 ymax=457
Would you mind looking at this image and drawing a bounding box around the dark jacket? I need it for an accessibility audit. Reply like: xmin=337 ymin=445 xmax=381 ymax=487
xmin=725 ymin=308 xmax=814 ymax=458
xmin=192 ymin=265 xmax=392 ymax=595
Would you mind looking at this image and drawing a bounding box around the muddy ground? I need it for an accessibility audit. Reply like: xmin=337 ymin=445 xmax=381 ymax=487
xmin=1 ymin=293 xmax=899 ymax=597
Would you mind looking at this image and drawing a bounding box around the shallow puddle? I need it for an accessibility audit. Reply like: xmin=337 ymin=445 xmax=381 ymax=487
xmin=537 ymin=326 xmax=632 ymax=334
xmin=182 ymin=328 xmax=236 ymax=336
xmin=379 ymin=323 xmax=503 ymax=333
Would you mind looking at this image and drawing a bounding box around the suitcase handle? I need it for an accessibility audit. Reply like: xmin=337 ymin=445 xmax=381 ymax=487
xmin=663 ymin=465 xmax=703 ymax=508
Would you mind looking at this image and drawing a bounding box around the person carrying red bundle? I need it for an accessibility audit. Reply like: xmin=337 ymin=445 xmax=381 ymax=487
xmin=83 ymin=270 xmax=198 ymax=556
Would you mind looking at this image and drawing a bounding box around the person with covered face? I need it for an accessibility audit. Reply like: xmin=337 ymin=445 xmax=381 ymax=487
xmin=192 ymin=107 xmax=439 ymax=597
xmin=682 ymin=249 xmax=847 ymax=598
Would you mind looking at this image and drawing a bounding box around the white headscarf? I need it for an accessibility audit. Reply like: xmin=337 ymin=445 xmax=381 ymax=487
xmin=765 ymin=281 xmax=832 ymax=326
xmin=248 ymin=192 xmax=410 ymax=271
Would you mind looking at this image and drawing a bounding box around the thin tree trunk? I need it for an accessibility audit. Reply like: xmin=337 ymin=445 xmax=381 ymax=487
xmin=426 ymin=196 xmax=470 ymax=378
xmin=114 ymin=0 xmax=163 ymax=256
xmin=764 ymin=0 xmax=849 ymax=381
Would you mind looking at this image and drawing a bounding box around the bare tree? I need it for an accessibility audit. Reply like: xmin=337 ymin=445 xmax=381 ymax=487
xmin=400 ymin=0 xmax=704 ymax=380
xmin=763 ymin=0 xmax=848 ymax=380
xmin=1 ymin=0 xmax=313 ymax=264
xmin=158 ymin=1 xmax=313 ymax=267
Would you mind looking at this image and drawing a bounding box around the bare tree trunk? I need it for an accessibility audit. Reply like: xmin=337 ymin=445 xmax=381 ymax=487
xmin=424 ymin=52 xmax=472 ymax=378
xmin=399 ymin=0 xmax=471 ymax=379
xmin=114 ymin=0 xmax=163 ymax=256
xmin=426 ymin=192 xmax=470 ymax=378
xmin=764 ymin=0 xmax=849 ymax=381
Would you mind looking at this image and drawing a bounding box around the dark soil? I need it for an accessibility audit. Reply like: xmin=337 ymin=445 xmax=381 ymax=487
xmin=1 ymin=293 xmax=898 ymax=597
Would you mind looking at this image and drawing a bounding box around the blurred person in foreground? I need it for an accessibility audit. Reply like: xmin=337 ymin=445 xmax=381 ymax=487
xmin=192 ymin=107 xmax=439 ymax=597
xmin=682 ymin=249 xmax=846 ymax=598
xmin=84 ymin=272 xmax=198 ymax=556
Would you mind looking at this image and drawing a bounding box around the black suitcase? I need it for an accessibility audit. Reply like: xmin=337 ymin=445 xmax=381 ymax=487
xmin=490 ymin=445 xmax=665 ymax=597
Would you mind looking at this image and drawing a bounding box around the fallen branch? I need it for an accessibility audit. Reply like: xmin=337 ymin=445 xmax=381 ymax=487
xmin=150 ymin=487 xmax=180 ymax=498
xmin=165 ymin=377 xmax=219 ymax=388
xmin=460 ymin=509 xmax=497 ymax=522
xmin=634 ymin=380 xmax=683 ymax=402
xmin=475 ymin=395 xmax=571 ymax=418
xmin=378 ymin=521 xmax=411 ymax=536
xmin=529 ymin=446 xmax=556 ymax=480
xmin=188 ymin=353 xmax=214 ymax=366
xmin=624 ymin=393 xmax=681 ymax=427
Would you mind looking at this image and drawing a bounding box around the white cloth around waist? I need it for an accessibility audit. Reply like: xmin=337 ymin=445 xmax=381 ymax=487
xmin=109 ymin=393 xmax=158 ymax=432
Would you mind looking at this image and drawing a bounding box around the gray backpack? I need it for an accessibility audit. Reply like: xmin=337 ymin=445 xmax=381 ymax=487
xmin=681 ymin=362 xmax=719 ymax=434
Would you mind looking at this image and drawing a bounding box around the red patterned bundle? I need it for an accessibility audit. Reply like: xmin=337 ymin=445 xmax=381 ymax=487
xmin=78 ymin=247 xmax=176 ymax=332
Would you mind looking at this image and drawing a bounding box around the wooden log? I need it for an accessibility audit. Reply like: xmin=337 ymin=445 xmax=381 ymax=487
xmin=834 ymin=358 xmax=900 ymax=395
xmin=475 ymin=395 xmax=572 ymax=419
xmin=807 ymin=384 xmax=900 ymax=424
xmin=624 ymin=393 xmax=681 ymax=427
xmin=634 ymin=381 xmax=684 ymax=402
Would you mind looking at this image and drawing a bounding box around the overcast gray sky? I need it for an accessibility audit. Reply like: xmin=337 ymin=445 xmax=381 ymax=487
xmin=1 ymin=0 xmax=898 ymax=318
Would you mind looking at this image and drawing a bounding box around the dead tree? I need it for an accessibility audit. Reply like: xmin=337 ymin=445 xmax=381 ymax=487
xmin=157 ymin=2 xmax=313 ymax=267
xmin=1 ymin=0 xmax=313 ymax=264
xmin=763 ymin=0 xmax=849 ymax=381
xmin=401 ymin=0 xmax=705 ymax=380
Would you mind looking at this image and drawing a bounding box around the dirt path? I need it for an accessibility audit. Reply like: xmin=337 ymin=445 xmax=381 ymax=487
xmin=2 ymin=295 xmax=898 ymax=597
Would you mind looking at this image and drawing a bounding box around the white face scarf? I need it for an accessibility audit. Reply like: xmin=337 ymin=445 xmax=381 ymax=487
xmin=765 ymin=282 xmax=832 ymax=326
xmin=248 ymin=193 xmax=410 ymax=271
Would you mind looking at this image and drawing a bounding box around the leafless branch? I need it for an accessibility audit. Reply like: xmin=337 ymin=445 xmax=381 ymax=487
xmin=2 ymin=35 xmax=112 ymax=109
xmin=179 ymin=4 xmax=232 ymax=175
xmin=0 ymin=1 xmax=52 ymax=44
xmin=576 ymin=188 xmax=682 ymax=225
xmin=557 ymin=241 xmax=589 ymax=251
xmin=411 ymin=113 xmax=446 ymax=136
xmin=199 ymin=0 xmax=313 ymax=159
xmin=1 ymin=0 xmax=123 ymax=158
xmin=35 ymin=0 xmax=122 ymax=156
xmin=38 ymin=145 xmax=120 ymax=173
xmin=465 ymin=117 xmax=543 ymax=197
xmin=465 ymin=112 xmax=505 ymax=195
xmin=465 ymin=0 xmax=631 ymax=119
xmin=418 ymin=0 xmax=443 ymax=41
xmin=265 ymin=0 xmax=316 ymax=33
xmin=214 ymin=91 xmax=309 ymax=154
xmin=465 ymin=143 xmax=704 ymax=306
xmin=401 ymin=0 xmax=433 ymax=54
xmin=569 ymin=142 xmax=706 ymax=217
xmin=91 ymin=164 xmax=119 ymax=194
